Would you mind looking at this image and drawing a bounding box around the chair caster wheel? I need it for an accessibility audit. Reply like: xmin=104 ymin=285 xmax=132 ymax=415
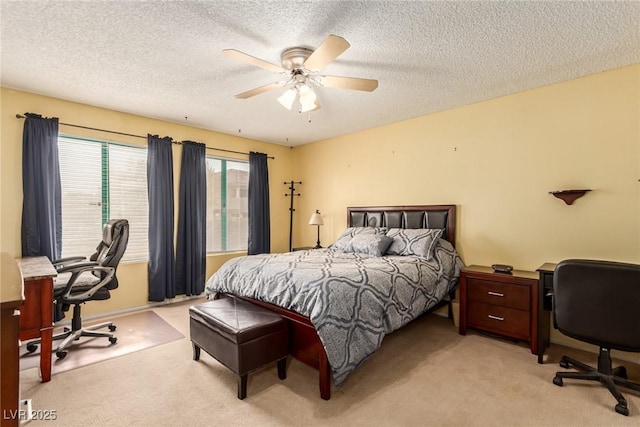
xmin=559 ymin=360 xmax=570 ymax=369
xmin=109 ymin=336 xmax=117 ymax=344
xmin=26 ymin=343 xmax=38 ymax=353
xmin=108 ymin=325 xmax=116 ymax=332
xmin=63 ymin=327 xmax=70 ymax=332
xmin=553 ymin=376 xmax=563 ymax=387
xmin=615 ymin=403 xmax=629 ymax=416
xmin=56 ymin=350 xmax=68 ymax=359
xmin=617 ymin=366 xmax=628 ymax=379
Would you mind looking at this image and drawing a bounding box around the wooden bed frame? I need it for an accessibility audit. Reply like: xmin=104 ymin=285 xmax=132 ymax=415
xmin=235 ymin=204 xmax=457 ymax=400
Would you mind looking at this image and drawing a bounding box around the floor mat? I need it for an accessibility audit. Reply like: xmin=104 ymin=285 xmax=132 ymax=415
xmin=20 ymin=310 xmax=184 ymax=375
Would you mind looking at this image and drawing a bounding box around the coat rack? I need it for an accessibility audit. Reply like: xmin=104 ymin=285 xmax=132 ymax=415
xmin=284 ymin=181 xmax=302 ymax=252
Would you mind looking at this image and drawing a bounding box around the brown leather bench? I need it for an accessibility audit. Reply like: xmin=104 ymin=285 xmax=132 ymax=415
xmin=189 ymin=297 xmax=288 ymax=399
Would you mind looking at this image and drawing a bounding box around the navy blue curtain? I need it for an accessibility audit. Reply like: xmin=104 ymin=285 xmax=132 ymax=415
xmin=21 ymin=113 xmax=62 ymax=260
xmin=176 ymin=141 xmax=206 ymax=296
xmin=147 ymin=135 xmax=175 ymax=301
xmin=248 ymin=152 xmax=270 ymax=255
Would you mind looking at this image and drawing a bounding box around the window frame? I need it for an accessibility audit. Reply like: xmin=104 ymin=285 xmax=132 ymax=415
xmin=205 ymin=155 xmax=249 ymax=254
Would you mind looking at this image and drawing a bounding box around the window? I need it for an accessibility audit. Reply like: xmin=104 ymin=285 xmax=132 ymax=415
xmin=206 ymin=157 xmax=249 ymax=252
xmin=58 ymin=135 xmax=148 ymax=261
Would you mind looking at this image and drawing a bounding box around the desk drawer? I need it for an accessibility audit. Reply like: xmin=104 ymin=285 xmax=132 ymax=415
xmin=467 ymin=278 xmax=529 ymax=311
xmin=468 ymin=302 xmax=530 ymax=340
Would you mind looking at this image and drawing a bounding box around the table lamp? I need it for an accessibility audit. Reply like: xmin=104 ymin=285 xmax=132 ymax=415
xmin=308 ymin=210 xmax=324 ymax=249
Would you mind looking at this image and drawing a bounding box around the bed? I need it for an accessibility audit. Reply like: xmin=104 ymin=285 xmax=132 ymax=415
xmin=205 ymin=205 xmax=464 ymax=399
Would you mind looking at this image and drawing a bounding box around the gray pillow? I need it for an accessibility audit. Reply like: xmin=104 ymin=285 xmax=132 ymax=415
xmin=330 ymin=227 xmax=387 ymax=251
xmin=386 ymin=228 xmax=444 ymax=260
xmin=347 ymin=233 xmax=394 ymax=256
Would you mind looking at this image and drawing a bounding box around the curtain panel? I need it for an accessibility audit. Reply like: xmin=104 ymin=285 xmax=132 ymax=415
xmin=248 ymin=152 xmax=270 ymax=255
xmin=21 ymin=113 xmax=62 ymax=260
xmin=175 ymin=141 xmax=206 ymax=296
xmin=147 ymin=135 xmax=176 ymax=301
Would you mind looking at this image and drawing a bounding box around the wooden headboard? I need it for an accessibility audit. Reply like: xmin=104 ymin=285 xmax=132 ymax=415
xmin=347 ymin=205 xmax=456 ymax=247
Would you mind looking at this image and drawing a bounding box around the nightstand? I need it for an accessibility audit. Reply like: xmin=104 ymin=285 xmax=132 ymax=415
xmin=458 ymin=265 xmax=542 ymax=357
xmin=292 ymin=246 xmax=313 ymax=251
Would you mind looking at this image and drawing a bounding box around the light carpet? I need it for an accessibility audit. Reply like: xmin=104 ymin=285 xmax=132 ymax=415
xmin=19 ymin=298 xmax=640 ymax=426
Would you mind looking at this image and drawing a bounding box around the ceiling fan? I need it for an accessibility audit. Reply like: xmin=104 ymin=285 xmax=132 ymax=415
xmin=223 ymin=34 xmax=378 ymax=113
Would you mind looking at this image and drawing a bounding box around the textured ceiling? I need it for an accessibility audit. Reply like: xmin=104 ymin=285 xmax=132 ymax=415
xmin=1 ymin=1 xmax=639 ymax=146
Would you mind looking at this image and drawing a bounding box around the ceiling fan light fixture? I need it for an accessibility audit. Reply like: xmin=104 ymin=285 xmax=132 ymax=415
xmin=277 ymin=87 xmax=296 ymax=110
xmin=299 ymin=87 xmax=319 ymax=113
xmin=225 ymin=34 xmax=377 ymax=117
xmin=298 ymin=86 xmax=316 ymax=102
xmin=299 ymin=100 xmax=316 ymax=113
xmin=297 ymin=81 xmax=312 ymax=94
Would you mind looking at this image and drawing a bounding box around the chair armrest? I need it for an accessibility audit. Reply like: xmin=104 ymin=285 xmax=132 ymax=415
xmin=52 ymin=256 xmax=87 ymax=271
xmin=56 ymin=261 xmax=98 ymax=274
xmin=57 ymin=264 xmax=115 ymax=303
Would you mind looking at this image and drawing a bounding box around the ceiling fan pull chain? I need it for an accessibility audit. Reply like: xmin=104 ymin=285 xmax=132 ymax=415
xmin=308 ymin=111 xmax=312 ymax=123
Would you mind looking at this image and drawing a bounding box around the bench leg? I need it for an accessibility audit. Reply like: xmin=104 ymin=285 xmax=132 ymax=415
xmin=238 ymin=374 xmax=248 ymax=400
xmin=277 ymin=357 xmax=287 ymax=380
xmin=192 ymin=343 xmax=201 ymax=361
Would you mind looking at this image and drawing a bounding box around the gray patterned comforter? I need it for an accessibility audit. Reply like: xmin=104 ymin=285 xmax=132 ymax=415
xmin=205 ymin=239 xmax=464 ymax=385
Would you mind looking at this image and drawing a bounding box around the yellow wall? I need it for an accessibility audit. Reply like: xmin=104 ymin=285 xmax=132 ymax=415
xmin=2 ymin=65 xmax=639 ymax=358
xmin=292 ymin=65 xmax=640 ymax=267
xmin=291 ymin=64 xmax=640 ymax=360
xmin=0 ymin=88 xmax=294 ymax=316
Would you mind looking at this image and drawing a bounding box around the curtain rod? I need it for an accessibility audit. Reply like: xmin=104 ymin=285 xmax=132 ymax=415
xmin=15 ymin=114 xmax=274 ymax=159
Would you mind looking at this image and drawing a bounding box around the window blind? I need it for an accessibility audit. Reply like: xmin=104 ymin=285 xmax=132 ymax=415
xmin=58 ymin=135 xmax=148 ymax=261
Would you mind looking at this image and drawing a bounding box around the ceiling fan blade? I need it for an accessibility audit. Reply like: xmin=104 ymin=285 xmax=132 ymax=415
xmin=234 ymin=81 xmax=286 ymax=99
xmin=315 ymin=75 xmax=378 ymax=92
xmin=222 ymin=49 xmax=284 ymax=73
xmin=303 ymin=34 xmax=350 ymax=72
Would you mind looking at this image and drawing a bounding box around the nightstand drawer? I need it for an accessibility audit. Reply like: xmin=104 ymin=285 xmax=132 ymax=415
xmin=459 ymin=265 xmax=541 ymax=356
xmin=467 ymin=278 xmax=529 ymax=311
xmin=468 ymin=302 xmax=530 ymax=339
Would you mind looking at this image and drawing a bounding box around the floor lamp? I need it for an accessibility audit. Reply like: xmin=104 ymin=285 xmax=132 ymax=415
xmin=308 ymin=210 xmax=324 ymax=249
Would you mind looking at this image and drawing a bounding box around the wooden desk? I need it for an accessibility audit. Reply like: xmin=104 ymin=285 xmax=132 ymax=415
xmin=1 ymin=253 xmax=24 ymax=427
xmin=16 ymin=257 xmax=57 ymax=383
xmin=536 ymin=262 xmax=556 ymax=363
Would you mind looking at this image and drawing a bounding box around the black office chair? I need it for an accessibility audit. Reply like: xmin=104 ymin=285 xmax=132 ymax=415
xmin=26 ymin=219 xmax=129 ymax=359
xmin=552 ymin=259 xmax=640 ymax=416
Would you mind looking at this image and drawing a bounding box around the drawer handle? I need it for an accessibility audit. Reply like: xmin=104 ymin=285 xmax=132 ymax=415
xmin=487 ymin=291 xmax=504 ymax=297
xmin=488 ymin=314 xmax=504 ymax=321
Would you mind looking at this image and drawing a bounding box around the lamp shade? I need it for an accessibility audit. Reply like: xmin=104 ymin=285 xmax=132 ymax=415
xmin=277 ymin=82 xmax=321 ymax=113
xmin=298 ymin=85 xmax=315 ymax=112
xmin=277 ymin=88 xmax=297 ymax=110
xmin=308 ymin=210 xmax=324 ymax=226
